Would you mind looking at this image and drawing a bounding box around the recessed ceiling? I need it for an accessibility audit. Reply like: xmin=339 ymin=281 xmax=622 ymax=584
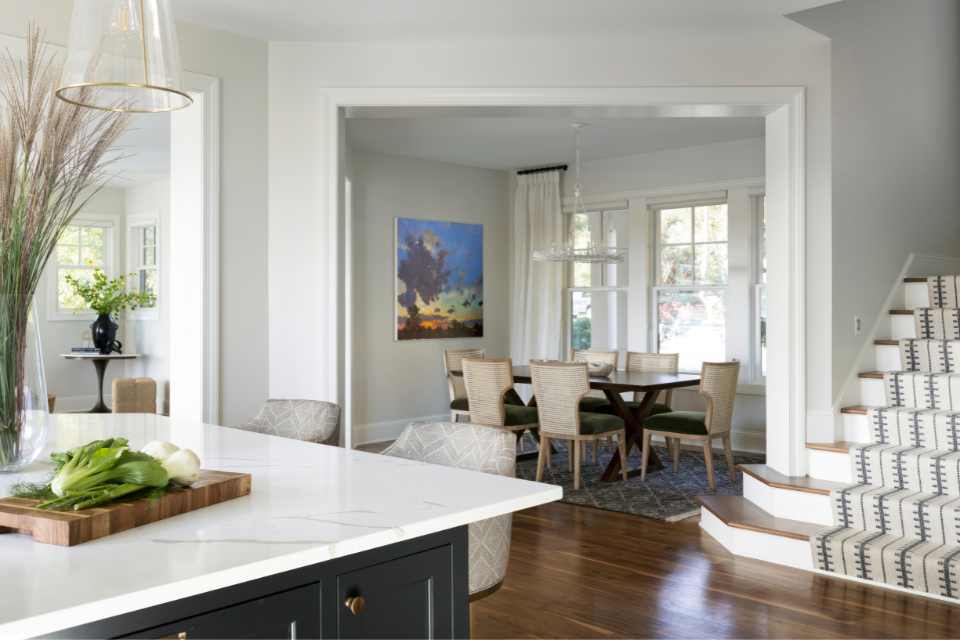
xmin=173 ymin=0 xmax=836 ymax=42
xmin=347 ymin=116 xmax=763 ymax=171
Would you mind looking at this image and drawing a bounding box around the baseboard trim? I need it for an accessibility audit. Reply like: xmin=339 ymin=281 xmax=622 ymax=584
xmin=353 ymin=414 xmax=451 ymax=446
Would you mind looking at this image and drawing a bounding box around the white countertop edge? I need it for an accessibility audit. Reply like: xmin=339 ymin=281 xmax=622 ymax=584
xmin=2 ymin=485 xmax=562 ymax=639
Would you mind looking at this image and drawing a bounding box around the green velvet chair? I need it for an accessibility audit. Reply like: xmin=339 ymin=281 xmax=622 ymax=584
xmin=529 ymin=361 xmax=628 ymax=490
xmin=640 ymin=361 xmax=740 ymax=490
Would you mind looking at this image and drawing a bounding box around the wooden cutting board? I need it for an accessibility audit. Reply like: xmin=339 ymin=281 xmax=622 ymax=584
xmin=0 ymin=469 xmax=252 ymax=546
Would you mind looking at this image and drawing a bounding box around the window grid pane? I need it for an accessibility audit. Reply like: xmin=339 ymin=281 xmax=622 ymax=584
xmin=657 ymin=289 xmax=726 ymax=372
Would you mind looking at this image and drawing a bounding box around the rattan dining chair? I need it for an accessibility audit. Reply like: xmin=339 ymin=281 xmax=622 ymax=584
xmin=382 ymin=422 xmax=515 ymax=603
xmin=572 ymin=348 xmax=619 ymax=408
xmin=640 ymin=361 xmax=740 ymax=490
xmin=112 ymin=377 xmax=157 ymax=414
xmin=462 ymin=358 xmax=539 ymax=438
xmin=444 ymin=348 xmax=485 ymax=421
xmin=530 ymin=361 xmax=628 ymax=490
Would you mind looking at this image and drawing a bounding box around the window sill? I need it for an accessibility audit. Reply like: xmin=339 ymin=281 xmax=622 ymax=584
xmin=47 ymin=312 xmax=96 ymax=323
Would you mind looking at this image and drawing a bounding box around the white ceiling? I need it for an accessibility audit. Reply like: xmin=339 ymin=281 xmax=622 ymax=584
xmin=172 ymin=0 xmax=834 ymax=42
xmin=107 ymin=113 xmax=170 ymax=188
xmin=347 ymin=116 xmax=763 ymax=171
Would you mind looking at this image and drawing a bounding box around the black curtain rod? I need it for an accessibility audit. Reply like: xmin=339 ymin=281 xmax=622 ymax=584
xmin=516 ymin=164 xmax=568 ymax=176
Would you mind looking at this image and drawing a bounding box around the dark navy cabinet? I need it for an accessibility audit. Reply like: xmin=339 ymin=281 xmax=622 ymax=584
xmin=51 ymin=527 xmax=469 ymax=640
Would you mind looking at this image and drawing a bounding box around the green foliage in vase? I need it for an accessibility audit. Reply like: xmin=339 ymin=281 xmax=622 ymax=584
xmin=0 ymin=27 xmax=129 ymax=467
xmin=64 ymin=268 xmax=156 ymax=317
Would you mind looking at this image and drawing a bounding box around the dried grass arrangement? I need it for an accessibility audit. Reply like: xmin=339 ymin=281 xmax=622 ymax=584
xmin=0 ymin=27 xmax=128 ymax=468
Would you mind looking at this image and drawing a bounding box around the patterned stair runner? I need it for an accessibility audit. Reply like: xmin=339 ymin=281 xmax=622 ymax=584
xmin=813 ymin=276 xmax=960 ymax=599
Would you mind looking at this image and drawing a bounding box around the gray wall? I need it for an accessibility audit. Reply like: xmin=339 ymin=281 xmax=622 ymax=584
xmin=791 ymin=0 xmax=960 ymax=402
xmin=1 ymin=3 xmax=269 ymax=425
xmin=350 ymin=151 xmax=511 ymax=444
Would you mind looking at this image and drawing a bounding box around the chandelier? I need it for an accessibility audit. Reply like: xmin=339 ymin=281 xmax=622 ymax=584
xmin=531 ymin=123 xmax=626 ymax=264
xmin=56 ymin=0 xmax=193 ymax=113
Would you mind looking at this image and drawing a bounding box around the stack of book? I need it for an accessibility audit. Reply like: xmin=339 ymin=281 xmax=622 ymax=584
xmin=70 ymin=346 xmax=99 ymax=354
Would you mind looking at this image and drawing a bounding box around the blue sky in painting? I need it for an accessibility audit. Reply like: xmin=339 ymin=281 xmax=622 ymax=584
xmin=396 ymin=217 xmax=483 ymax=327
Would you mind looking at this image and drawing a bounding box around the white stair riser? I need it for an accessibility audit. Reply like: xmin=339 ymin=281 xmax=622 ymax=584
xmin=889 ymin=314 xmax=916 ymax=339
xmin=842 ymin=412 xmax=871 ymax=443
xmin=859 ymin=377 xmax=886 ymax=406
xmin=808 ymin=448 xmax=852 ymax=483
xmin=875 ymin=344 xmax=901 ymax=371
xmin=742 ymin=475 xmax=833 ymax=526
xmin=906 ymin=282 xmax=931 ymax=309
xmin=699 ymin=509 xmax=813 ymax=570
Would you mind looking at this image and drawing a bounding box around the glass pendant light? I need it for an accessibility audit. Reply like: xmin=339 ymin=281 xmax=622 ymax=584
xmin=532 ymin=123 xmax=627 ymax=264
xmin=56 ymin=0 xmax=193 ymax=113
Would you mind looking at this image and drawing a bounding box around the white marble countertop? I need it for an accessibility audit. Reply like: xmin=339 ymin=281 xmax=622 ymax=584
xmin=0 ymin=414 xmax=561 ymax=639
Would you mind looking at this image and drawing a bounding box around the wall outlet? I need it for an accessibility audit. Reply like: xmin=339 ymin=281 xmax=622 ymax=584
xmin=854 ymin=316 xmax=863 ymax=336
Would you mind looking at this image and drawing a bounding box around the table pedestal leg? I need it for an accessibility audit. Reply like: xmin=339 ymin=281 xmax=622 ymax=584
xmin=599 ymin=388 xmax=664 ymax=481
xmin=89 ymin=359 xmax=111 ymax=414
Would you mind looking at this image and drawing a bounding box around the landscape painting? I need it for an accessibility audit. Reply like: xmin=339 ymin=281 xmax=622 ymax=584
xmin=395 ymin=217 xmax=483 ymax=340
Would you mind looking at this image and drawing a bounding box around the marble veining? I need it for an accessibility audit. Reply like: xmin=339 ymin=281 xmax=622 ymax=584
xmin=0 ymin=414 xmax=561 ymax=639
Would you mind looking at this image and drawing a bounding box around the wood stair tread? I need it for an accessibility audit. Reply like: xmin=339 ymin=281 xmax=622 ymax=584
xmin=890 ymin=309 xmax=914 ymax=315
xmin=697 ymin=495 xmax=821 ymax=541
xmin=840 ymin=405 xmax=868 ymax=415
xmin=858 ymin=371 xmax=885 ymax=379
xmin=806 ymin=440 xmax=861 ymax=453
xmin=738 ymin=464 xmax=846 ymax=495
xmin=874 ymin=339 xmax=899 ymax=346
xmin=904 ymin=277 xmax=928 ymax=283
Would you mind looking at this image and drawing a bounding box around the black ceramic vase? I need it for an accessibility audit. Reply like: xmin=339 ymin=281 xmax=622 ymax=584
xmin=90 ymin=314 xmax=121 ymax=355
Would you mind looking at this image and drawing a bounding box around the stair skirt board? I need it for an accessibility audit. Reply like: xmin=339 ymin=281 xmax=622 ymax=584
xmin=742 ymin=474 xmax=833 ymax=525
xmin=699 ymin=508 xmax=813 ymax=570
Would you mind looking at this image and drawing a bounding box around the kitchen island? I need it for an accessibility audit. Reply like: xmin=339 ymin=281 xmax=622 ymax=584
xmin=0 ymin=414 xmax=561 ymax=639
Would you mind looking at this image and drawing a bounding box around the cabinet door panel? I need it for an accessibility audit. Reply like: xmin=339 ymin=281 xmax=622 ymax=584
xmin=334 ymin=545 xmax=453 ymax=639
xmin=130 ymin=583 xmax=321 ymax=639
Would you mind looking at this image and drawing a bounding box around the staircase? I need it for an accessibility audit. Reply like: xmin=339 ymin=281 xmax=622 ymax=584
xmin=700 ymin=275 xmax=960 ymax=602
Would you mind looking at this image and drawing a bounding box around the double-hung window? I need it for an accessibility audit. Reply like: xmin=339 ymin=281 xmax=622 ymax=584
xmin=128 ymin=214 xmax=159 ymax=317
xmin=654 ymin=203 xmax=728 ymax=373
xmin=566 ymin=209 xmax=628 ymax=357
xmin=50 ymin=220 xmax=114 ymax=319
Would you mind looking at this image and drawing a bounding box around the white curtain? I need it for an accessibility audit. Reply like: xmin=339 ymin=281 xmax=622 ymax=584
xmin=511 ymin=171 xmax=565 ymax=364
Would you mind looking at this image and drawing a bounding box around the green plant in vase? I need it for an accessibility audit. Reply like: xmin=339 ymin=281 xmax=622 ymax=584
xmin=0 ymin=28 xmax=128 ymax=470
xmin=64 ymin=268 xmax=155 ymax=355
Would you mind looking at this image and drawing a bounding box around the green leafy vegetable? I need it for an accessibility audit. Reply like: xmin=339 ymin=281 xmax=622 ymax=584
xmin=11 ymin=438 xmax=172 ymax=511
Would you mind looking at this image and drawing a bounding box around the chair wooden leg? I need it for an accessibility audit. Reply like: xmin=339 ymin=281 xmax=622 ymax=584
xmin=573 ymin=439 xmax=582 ymax=490
xmin=671 ymin=437 xmax=681 ymax=472
xmin=568 ymin=441 xmax=574 ymax=472
xmin=617 ymin=434 xmax=628 ymax=482
xmin=722 ymin=433 xmax=735 ymax=481
xmin=450 ymin=411 xmax=458 ymax=422
xmin=593 ymin=440 xmax=599 ymax=464
xmin=703 ymin=441 xmax=716 ymax=490
xmin=544 ymin=436 xmax=551 ymax=467
xmin=640 ymin=431 xmax=652 ymax=481
xmin=536 ymin=436 xmax=548 ymax=482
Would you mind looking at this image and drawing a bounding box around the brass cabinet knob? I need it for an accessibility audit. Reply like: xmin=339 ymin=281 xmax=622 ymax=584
xmin=344 ymin=595 xmax=366 ymax=615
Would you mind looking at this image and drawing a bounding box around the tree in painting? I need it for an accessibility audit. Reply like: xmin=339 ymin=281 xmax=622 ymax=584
xmin=396 ymin=218 xmax=483 ymax=340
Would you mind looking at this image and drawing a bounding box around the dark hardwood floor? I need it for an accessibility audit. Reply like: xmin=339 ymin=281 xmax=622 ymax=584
xmin=471 ymin=502 xmax=960 ymax=639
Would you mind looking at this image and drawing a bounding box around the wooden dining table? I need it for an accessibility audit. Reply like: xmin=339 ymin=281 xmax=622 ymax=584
xmin=509 ymin=366 xmax=701 ymax=481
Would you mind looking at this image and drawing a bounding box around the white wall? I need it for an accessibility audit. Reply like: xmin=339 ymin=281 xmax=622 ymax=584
xmin=790 ymin=0 xmax=960 ymax=406
xmin=123 ymin=180 xmax=171 ymax=414
xmin=267 ymin=26 xmax=832 ymax=436
xmin=565 ymin=137 xmax=764 ymax=197
xmin=1 ymin=4 xmax=271 ymax=426
xmin=37 ymin=189 xmax=126 ymax=412
xmin=350 ymin=150 xmax=511 ymax=444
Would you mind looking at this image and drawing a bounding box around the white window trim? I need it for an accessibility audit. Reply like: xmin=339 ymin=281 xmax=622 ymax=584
xmin=650 ymin=200 xmax=729 ymax=374
xmin=563 ymin=209 xmax=629 ymax=362
xmin=126 ymin=211 xmax=161 ymax=320
xmin=47 ymin=214 xmax=118 ymax=322
xmin=750 ymin=192 xmax=767 ymax=385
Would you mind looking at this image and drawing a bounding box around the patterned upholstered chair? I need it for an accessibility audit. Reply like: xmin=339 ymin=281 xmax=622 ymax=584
xmin=530 ymin=361 xmax=628 ymax=490
xmin=443 ymin=348 xmax=485 ymax=421
xmin=462 ymin=358 xmax=539 ymax=439
xmin=112 ymin=378 xmax=157 ymax=414
xmin=382 ymin=422 xmax=515 ymax=600
xmin=241 ymin=399 xmax=340 ymax=446
xmin=641 ymin=361 xmax=739 ymax=490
